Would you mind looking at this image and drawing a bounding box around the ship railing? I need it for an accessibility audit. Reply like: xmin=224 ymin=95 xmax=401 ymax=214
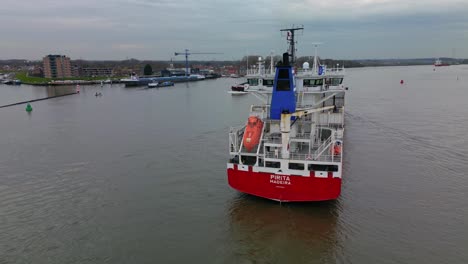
xmin=289 ymin=153 xmax=341 ymax=162
xmin=263 ymin=133 xmax=282 ymax=144
xmin=289 ymin=153 xmax=312 ymax=161
xmin=264 ymin=151 xmax=341 ymax=162
xmin=229 ymin=125 xmax=245 ymax=153
xmin=246 ymin=69 xmax=275 ymax=76
xmin=296 ymin=67 xmax=345 ymax=76
xmin=291 ymin=132 xmax=311 ymax=140
xmin=313 ymin=136 xmax=333 ymax=160
xmin=255 ymin=123 xmax=266 ymax=156
xmin=315 ymin=154 xmax=341 ymax=162
xmin=263 ymin=137 xmax=282 ymax=145
xmin=251 ymin=104 xmax=270 ymax=114
xmin=326 ymin=67 xmax=346 ymax=74
xmin=264 ymin=131 xmax=313 ymax=143
xmin=263 ymin=119 xmax=279 ymax=125
xmin=264 ymin=151 xmax=281 ymax=159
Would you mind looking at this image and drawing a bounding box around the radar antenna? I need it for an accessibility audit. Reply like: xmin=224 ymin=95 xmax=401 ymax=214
xmin=280 ymin=25 xmax=304 ymax=65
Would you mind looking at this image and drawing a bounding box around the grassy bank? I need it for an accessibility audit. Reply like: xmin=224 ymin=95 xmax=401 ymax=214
xmin=15 ymin=72 xmax=51 ymax=84
xmin=15 ymin=72 xmax=115 ymax=85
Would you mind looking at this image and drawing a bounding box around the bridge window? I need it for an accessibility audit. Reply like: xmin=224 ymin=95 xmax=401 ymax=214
xmin=331 ymin=78 xmax=343 ymax=86
xmin=247 ymin=78 xmax=259 ymax=86
xmin=303 ymin=79 xmax=323 ymax=87
xmin=288 ymin=162 xmax=305 ymax=170
xmin=308 ymin=164 xmax=338 ymax=172
xmin=263 ymin=79 xmax=274 ymax=87
xmin=266 ymin=161 xmax=280 ymax=168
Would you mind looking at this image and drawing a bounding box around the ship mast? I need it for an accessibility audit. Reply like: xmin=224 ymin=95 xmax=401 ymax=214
xmin=270 ymin=50 xmax=274 ymax=75
xmin=311 ymin=43 xmax=322 ymax=74
xmin=280 ymin=26 xmax=304 ymax=65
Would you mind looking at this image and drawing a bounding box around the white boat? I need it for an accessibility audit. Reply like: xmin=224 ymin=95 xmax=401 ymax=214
xmin=148 ymin=82 xmax=159 ymax=88
xmin=243 ymin=55 xmax=276 ymax=91
xmin=434 ymin=58 xmax=449 ymax=67
xmin=189 ymin=74 xmax=206 ymax=80
xmin=228 ymin=82 xmax=249 ymax=95
xmin=147 ymin=81 xmax=174 ymax=88
xmin=228 ymin=90 xmax=249 ymax=95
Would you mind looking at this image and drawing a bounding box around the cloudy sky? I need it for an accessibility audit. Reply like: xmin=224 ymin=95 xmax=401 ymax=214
xmin=1 ymin=0 xmax=468 ymax=60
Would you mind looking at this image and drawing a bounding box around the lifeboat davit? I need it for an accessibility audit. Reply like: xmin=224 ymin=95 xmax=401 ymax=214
xmin=243 ymin=116 xmax=264 ymax=152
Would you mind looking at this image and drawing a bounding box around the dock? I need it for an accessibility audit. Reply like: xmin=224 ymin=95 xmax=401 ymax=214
xmin=0 ymin=92 xmax=77 ymax=109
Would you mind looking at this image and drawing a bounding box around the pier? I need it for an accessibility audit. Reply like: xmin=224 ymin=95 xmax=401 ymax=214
xmin=0 ymin=92 xmax=77 ymax=109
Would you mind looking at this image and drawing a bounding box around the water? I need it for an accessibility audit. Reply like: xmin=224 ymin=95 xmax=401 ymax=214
xmin=1 ymin=66 xmax=467 ymax=263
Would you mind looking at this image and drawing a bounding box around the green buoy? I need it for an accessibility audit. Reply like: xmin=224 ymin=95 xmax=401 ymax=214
xmin=26 ymin=103 xmax=33 ymax=112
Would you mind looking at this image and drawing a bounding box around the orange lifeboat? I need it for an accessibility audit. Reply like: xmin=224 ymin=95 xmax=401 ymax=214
xmin=243 ymin=116 xmax=264 ymax=152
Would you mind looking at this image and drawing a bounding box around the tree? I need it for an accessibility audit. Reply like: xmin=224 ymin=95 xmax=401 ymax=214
xmin=143 ymin=64 xmax=153 ymax=75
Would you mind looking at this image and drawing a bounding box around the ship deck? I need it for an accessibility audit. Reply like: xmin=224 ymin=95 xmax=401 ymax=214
xmin=229 ymin=119 xmax=343 ymax=164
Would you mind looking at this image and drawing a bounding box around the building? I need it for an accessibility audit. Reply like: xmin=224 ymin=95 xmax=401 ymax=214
xmin=43 ymin=55 xmax=72 ymax=78
xmin=161 ymin=68 xmax=188 ymax=77
xmin=80 ymin=68 xmax=113 ymax=77
xmin=28 ymin=66 xmax=43 ymax=77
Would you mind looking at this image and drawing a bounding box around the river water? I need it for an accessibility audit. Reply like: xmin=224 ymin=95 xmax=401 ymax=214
xmin=1 ymin=66 xmax=467 ymax=263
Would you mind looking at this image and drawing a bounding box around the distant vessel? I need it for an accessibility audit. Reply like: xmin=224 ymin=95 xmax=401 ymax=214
xmin=189 ymin=74 xmax=206 ymax=80
xmin=120 ymin=74 xmax=140 ymax=86
xmin=147 ymin=81 xmax=174 ymax=88
xmin=121 ymin=75 xmax=200 ymax=87
xmin=228 ymin=56 xmax=275 ymax=95
xmin=229 ymin=82 xmax=248 ymax=95
xmin=2 ymin=79 xmax=21 ymax=85
xmin=227 ymin=27 xmax=347 ymax=202
xmin=434 ymin=58 xmax=450 ymax=67
xmin=244 ymin=56 xmax=275 ymax=91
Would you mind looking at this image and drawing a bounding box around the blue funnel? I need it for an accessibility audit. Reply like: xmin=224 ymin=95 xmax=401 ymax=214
xmin=269 ymin=56 xmax=296 ymax=120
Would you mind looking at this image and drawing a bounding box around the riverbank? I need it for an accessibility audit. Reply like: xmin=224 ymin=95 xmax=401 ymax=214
xmin=14 ymin=72 xmax=121 ymax=86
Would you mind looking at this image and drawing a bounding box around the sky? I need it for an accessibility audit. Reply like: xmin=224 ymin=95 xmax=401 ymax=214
xmin=1 ymin=0 xmax=468 ymax=60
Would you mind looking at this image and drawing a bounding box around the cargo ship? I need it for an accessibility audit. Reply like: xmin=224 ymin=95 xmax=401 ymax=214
xmin=121 ymin=75 xmax=202 ymax=87
xmin=434 ymin=58 xmax=450 ymax=67
xmin=227 ymin=27 xmax=347 ymax=202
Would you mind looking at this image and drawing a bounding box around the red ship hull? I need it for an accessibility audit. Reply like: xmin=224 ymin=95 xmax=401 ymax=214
xmin=227 ymin=165 xmax=341 ymax=202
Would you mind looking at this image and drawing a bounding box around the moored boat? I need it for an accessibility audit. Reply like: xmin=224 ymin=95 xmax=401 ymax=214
xmin=157 ymin=81 xmax=174 ymax=87
xmin=148 ymin=82 xmax=159 ymax=88
xmin=147 ymin=81 xmax=174 ymax=88
xmin=2 ymin=79 xmax=21 ymax=85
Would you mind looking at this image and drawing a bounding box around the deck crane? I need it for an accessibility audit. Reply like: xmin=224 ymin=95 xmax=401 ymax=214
xmin=174 ymin=49 xmax=222 ymax=77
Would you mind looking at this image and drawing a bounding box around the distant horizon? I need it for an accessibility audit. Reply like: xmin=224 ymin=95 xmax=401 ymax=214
xmin=1 ymin=0 xmax=468 ymax=60
xmin=0 ymin=57 xmax=466 ymax=63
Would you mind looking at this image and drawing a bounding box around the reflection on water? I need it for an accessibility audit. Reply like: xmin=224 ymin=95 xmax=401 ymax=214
xmin=46 ymin=86 xmax=76 ymax=97
xmin=227 ymin=194 xmax=340 ymax=263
